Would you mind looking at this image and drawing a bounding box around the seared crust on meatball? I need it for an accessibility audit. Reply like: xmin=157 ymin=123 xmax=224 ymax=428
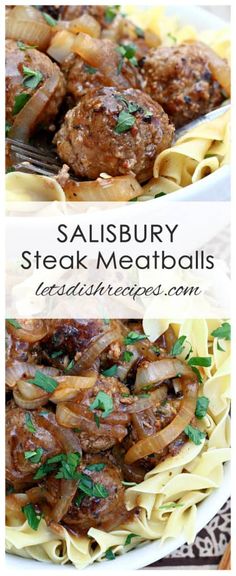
xmin=55 ymin=86 xmax=174 ymax=182
xmin=6 ymin=39 xmax=66 ymax=126
xmin=142 ymin=42 xmax=225 ymax=127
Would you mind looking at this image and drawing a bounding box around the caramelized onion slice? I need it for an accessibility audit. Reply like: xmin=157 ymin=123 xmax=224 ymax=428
xmin=50 ymin=376 xmax=97 ymax=402
xmin=51 ymin=479 xmax=78 ymax=523
xmin=61 ymin=14 xmax=101 ymax=38
xmin=125 ymin=376 xmax=198 ymax=464
xmin=186 ymin=40 xmax=230 ymax=97
xmin=72 ymin=32 xmax=125 ymax=88
xmin=63 ymin=175 xmax=143 ymax=202
xmin=72 ymin=330 xmax=121 ymax=373
xmin=134 ymin=358 xmax=193 ymax=393
xmin=6 ymin=319 xmax=48 ymax=343
xmin=6 ymin=6 xmax=52 ymax=51
xmin=47 ymin=30 xmax=75 ymax=63
xmin=9 ymin=72 xmax=61 ymax=143
xmin=6 ymin=361 xmax=59 ymax=389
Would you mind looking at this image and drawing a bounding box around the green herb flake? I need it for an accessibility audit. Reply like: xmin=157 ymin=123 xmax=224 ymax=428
xmin=170 ymin=335 xmax=186 ymax=356
xmin=184 ymin=424 xmax=206 ymax=445
xmin=167 ymin=32 xmax=177 ymax=43
xmin=90 ymin=390 xmax=114 ymax=418
xmin=28 ymin=370 xmax=58 ymax=393
xmin=17 ymin=41 xmax=37 ymax=51
xmin=7 ymin=319 xmax=22 ymax=329
xmin=105 ymin=547 xmax=116 ymax=560
xmin=94 ymin=413 xmax=100 ymax=428
xmin=195 ymin=396 xmax=209 ymax=419
xmin=117 ymin=43 xmax=138 ymax=66
xmin=6 ymin=167 xmax=15 ymax=174
xmin=104 ymin=6 xmax=120 ymax=23
xmin=102 ymin=364 xmax=118 ymax=377
xmin=125 ymin=533 xmax=139 ymax=546
xmin=151 ymin=345 xmax=161 ymax=354
xmin=84 ymin=64 xmax=97 ymax=75
xmin=22 ymin=503 xmax=42 ymax=531
xmin=33 ymin=461 xmax=56 ymax=480
xmin=191 ymin=366 xmax=203 ymax=383
xmin=188 ymin=356 xmax=212 ymax=368
xmin=13 ymin=93 xmax=31 ymax=115
xmin=75 ymin=492 xmax=84 ymax=507
xmin=6 ymin=122 xmax=12 ymax=136
xmin=42 ymin=12 xmax=57 ymax=27
xmin=78 ymin=473 xmax=109 ymax=499
xmin=22 ymin=66 xmax=43 ymax=89
xmin=159 ymin=502 xmax=184 ymax=510
xmin=135 ymin=25 xmax=145 ymax=38
xmin=85 ymin=463 xmax=105 ymax=472
xmin=124 ymin=331 xmax=147 ymax=345
xmin=65 ymin=359 xmax=75 ymax=371
xmin=24 ymin=448 xmax=43 ymax=463
xmin=50 ymin=350 xmax=63 ymax=359
xmin=25 ymin=412 xmax=36 ymax=434
xmin=211 ymin=322 xmax=231 ymax=341
xmin=114 ymin=110 xmax=136 ymax=134
xmin=155 ymin=192 xmax=166 ymax=198
xmin=122 ymin=350 xmax=134 ymax=362
xmin=55 ymin=452 xmax=81 ymax=480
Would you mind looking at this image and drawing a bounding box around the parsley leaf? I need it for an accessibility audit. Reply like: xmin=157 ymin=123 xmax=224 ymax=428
xmin=17 ymin=41 xmax=37 ymax=50
xmin=25 ymin=413 xmax=36 ymax=434
xmin=105 ymin=547 xmax=116 ymax=560
xmin=85 ymin=463 xmax=105 ymax=472
xmin=28 ymin=370 xmax=58 ymax=393
xmin=170 ymin=335 xmax=186 ymax=356
xmin=5 ymin=122 xmax=12 ymax=136
xmin=7 ymin=319 xmax=22 ymax=329
xmin=13 ymin=93 xmax=31 ymax=115
xmin=94 ymin=413 xmax=100 ymax=428
xmin=125 ymin=533 xmax=139 ymax=545
xmin=188 ymin=356 xmax=212 ymax=367
xmin=24 ymin=448 xmax=43 ymax=463
xmin=167 ymin=32 xmax=177 ymax=43
xmin=114 ymin=110 xmax=136 ymax=133
xmin=191 ymin=366 xmax=203 ymax=383
xmin=124 ymin=331 xmax=147 ymax=345
xmin=51 ymin=350 xmax=63 ymax=358
xmin=135 ymin=25 xmax=145 ymax=38
xmin=65 ymin=359 xmax=75 ymax=371
xmin=42 ymin=12 xmax=57 ymax=27
xmin=33 ymin=461 xmax=56 ymax=480
xmin=104 ymin=6 xmax=120 ymax=23
xmin=102 ymin=364 xmax=118 ymax=377
xmin=75 ymin=492 xmax=84 ymax=507
xmin=55 ymin=452 xmax=81 ymax=480
xmin=195 ymin=396 xmax=209 ymax=419
xmin=22 ymin=503 xmax=42 ymax=531
xmin=211 ymin=322 xmax=231 ymax=341
xmin=184 ymin=424 xmax=206 ymax=445
xmin=90 ymin=391 xmax=114 ymax=418
xmin=22 ymin=65 xmax=43 ymax=89
xmin=84 ymin=64 xmax=97 ymax=75
xmin=78 ymin=473 xmax=109 ymax=499
xmin=117 ymin=43 xmax=138 ymax=66
xmin=155 ymin=192 xmax=166 ymax=198
xmin=122 ymin=350 xmax=134 ymax=362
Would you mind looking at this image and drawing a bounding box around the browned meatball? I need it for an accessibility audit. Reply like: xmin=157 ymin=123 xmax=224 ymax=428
xmin=6 ymin=39 xmax=66 ymax=127
xmin=56 ymin=375 xmax=130 ymax=453
xmin=61 ymin=457 xmax=130 ymax=533
xmin=142 ymin=42 xmax=226 ymax=127
xmin=6 ymin=408 xmax=81 ymax=490
xmin=63 ymin=51 xmax=141 ymax=103
xmin=55 ymin=87 xmax=174 ymax=182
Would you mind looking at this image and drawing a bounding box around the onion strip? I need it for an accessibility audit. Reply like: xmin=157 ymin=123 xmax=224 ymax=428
xmin=134 ymin=358 xmax=193 ymax=393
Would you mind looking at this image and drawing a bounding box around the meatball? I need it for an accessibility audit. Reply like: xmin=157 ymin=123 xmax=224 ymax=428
xmin=55 ymin=87 xmax=174 ymax=182
xmin=63 ymin=51 xmax=141 ymax=103
xmin=6 ymin=408 xmax=81 ymax=490
xmin=56 ymin=376 xmax=130 ymax=453
xmin=58 ymin=457 xmax=131 ymax=534
xmin=142 ymin=42 xmax=226 ymax=127
xmin=6 ymin=39 xmax=66 ymax=127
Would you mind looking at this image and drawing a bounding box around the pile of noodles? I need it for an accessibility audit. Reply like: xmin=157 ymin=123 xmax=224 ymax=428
xmin=6 ymin=319 xmax=230 ymax=568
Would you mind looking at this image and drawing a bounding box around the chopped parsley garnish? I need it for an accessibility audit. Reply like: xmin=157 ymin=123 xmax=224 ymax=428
xmin=86 ymin=463 xmax=106 ymax=472
xmin=22 ymin=66 xmax=43 ymax=89
xmin=167 ymin=32 xmax=177 ymax=43
xmin=195 ymin=396 xmax=209 ymax=419
xmin=103 ymin=318 xmax=110 ymax=325
xmin=34 ymin=452 xmax=81 ymax=480
xmin=114 ymin=110 xmax=136 ymax=133
xmin=184 ymin=424 xmax=206 ymax=445
xmin=135 ymin=25 xmax=145 ymax=38
xmin=84 ymin=64 xmax=97 ymax=75
xmin=13 ymin=93 xmax=31 ymax=115
xmin=22 ymin=503 xmax=42 ymax=531
xmin=125 ymin=533 xmax=139 ymax=545
xmin=104 ymin=6 xmax=120 ymax=23
xmin=6 ymin=167 xmax=15 ymax=174
xmin=155 ymin=192 xmax=166 ymax=198
xmin=42 ymin=12 xmax=57 ymax=27
xmin=211 ymin=322 xmax=231 ymax=351
xmin=5 ymin=122 xmax=12 ymax=136
xmin=122 ymin=350 xmax=134 ymax=362
xmin=51 ymin=350 xmax=63 ymax=358
xmin=159 ymin=502 xmax=184 ymax=510
xmin=7 ymin=319 xmax=22 ymax=329
xmin=65 ymin=359 xmax=75 ymax=371
xmin=25 ymin=412 xmax=36 ymax=434
xmin=170 ymin=335 xmax=186 ymax=356
xmin=191 ymin=366 xmax=203 ymax=383
xmin=90 ymin=391 xmax=114 ymax=418
xmin=124 ymin=331 xmax=147 ymax=345
xmin=17 ymin=41 xmax=37 ymax=51
xmin=94 ymin=413 xmax=100 ymax=428
xmin=24 ymin=448 xmax=43 ymax=463
xmin=117 ymin=43 xmax=138 ymax=66
xmin=102 ymin=364 xmax=118 ymax=377
xmin=151 ymin=345 xmax=161 ymax=355
xmin=188 ymin=356 xmax=212 ymax=368
xmin=78 ymin=472 xmax=109 ymax=499
xmin=28 ymin=370 xmax=58 ymax=393
xmin=105 ymin=547 xmax=116 ymax=560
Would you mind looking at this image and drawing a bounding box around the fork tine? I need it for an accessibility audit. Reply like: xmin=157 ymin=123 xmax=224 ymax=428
xmin=14 ymin=161 xmax=59 ymax=177
xmin=7 ymin=138 xmax=58 ymax=160
xmin=12 ymin=150 xmax=62 ymax=172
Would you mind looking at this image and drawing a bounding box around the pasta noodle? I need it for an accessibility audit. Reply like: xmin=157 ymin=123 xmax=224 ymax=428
xmin=6 ymin=319 xmax=231 ymax=568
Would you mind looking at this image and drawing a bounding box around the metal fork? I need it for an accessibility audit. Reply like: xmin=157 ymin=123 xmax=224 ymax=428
xmin=6 ymin=102 xmax=230 ymax=178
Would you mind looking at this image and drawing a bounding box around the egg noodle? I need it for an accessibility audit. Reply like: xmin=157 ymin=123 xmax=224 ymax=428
xmin=6 ymin=319 xmax=230 ymax=568
xmin=5 ymin=6 xmax=230 ymax=202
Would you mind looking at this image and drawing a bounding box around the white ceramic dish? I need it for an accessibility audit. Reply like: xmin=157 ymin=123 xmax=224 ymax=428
xmin=5 ymin=5 xmax=231 ymax=572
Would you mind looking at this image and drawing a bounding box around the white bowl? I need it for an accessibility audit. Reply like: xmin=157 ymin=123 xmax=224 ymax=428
xmin=5 ymin=5 xmax=230 ymax=572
